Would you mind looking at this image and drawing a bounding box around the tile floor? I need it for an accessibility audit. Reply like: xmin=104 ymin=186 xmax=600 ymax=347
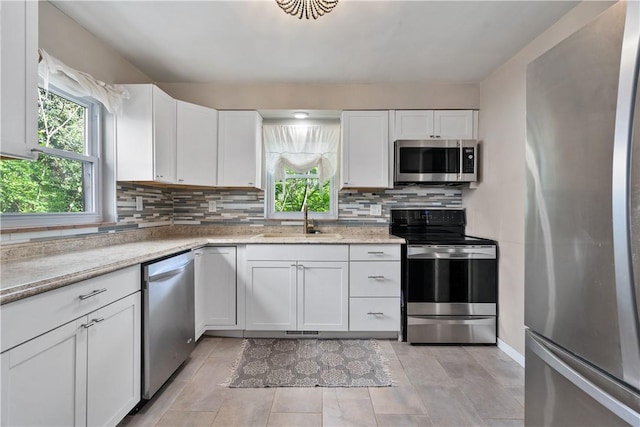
xmin=119 ymin=337 xmax=524 ymax=427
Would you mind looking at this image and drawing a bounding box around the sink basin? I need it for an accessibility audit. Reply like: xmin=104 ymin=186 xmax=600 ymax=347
xmin=254 ymin=233 xmax=343 ymax=239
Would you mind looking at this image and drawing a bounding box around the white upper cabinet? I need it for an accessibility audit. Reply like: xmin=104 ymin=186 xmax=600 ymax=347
xmin=0 ymin=0 xmax=38 ymax=159
xmin=176 ymin=101 xmax=218 ymax=186
xmin=340 ymin=111 xmax=391 ymax=189
xmin=116 ymin=84 xmax=177 ymax=183
xmin=394 ymin=110 xmax=477 ymax=140
xmin=217 ymin=111 xmax=263 ymax=188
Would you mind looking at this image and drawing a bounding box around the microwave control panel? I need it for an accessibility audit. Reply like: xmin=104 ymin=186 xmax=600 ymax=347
xmin=462 ymin=147 xmax=475 ymax=173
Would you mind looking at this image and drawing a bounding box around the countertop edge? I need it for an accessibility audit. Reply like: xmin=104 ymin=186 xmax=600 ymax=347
xmin=1 ymin=235 xmax=405 ymax=304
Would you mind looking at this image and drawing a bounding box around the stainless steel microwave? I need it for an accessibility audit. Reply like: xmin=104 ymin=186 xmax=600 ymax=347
xmin=394 ymin=139 xmax=478 ymax=184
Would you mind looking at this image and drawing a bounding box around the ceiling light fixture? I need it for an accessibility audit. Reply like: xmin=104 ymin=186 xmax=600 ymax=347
xmin=293 ymin=111 xmax=309 ymax=119
xmin=276 ymin=0 xmax=338 ymax=20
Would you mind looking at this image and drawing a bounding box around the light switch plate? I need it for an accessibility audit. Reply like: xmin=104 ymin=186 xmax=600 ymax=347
xmin=370 ymin=204 xmax=382 ymax=216
xmin=208 ymin=201 xmax=217 ymax=213
xmin=135 ymin=196 xmax=143 ymax=211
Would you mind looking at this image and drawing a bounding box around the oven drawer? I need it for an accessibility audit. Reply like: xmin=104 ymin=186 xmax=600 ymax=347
xmin=407 ymin=315 xmax=496 ymax=344
xmin=350 ymin=262 xmax=400 ymax=297
xmin=349 ymin=297 xmax=400 ymax=331
xmin=349 ymin=245 xmax=400 ymax=261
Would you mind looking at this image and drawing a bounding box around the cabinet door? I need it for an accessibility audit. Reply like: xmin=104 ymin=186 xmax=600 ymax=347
xmin=394 ymin=110 xmax=435 ymax=140
xmin=86 ymin=292 xmax=141 ymax=427
xmin=297 ymin=261 xmax=349 ymax=331
xmin=341 ymin=111 xmax=390 ymax=188
xmin=217 ymin=111 xmax=262 ymax=188
xmin=152 ymin=86 xmax=177 ymax=183
xmin=246 ymin=261 xmax=296 ymax=330
xmin=433 ymin=110 xmax=475 ymax=139
xmin=1 ymin=319 xmax=86 ymax=427
xmin=195 ymin=247 xmax=237 ymax=338
xmin=0 ymin=0 xmax=38 ymax=159
xmin=176 ymin=101 xmax=218 ymax=186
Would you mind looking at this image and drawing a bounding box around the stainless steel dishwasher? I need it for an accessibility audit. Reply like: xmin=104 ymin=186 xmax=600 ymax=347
xmin=142 ymin=250 xmax=195 ymax=400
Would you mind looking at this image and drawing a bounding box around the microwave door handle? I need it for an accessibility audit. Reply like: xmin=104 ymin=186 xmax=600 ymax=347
xmin=458 ymin=140 xmax=463 ymax=181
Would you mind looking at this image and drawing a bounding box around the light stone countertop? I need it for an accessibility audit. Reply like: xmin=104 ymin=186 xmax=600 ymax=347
xmin=0 ymin=234 xmax=404 ymax=305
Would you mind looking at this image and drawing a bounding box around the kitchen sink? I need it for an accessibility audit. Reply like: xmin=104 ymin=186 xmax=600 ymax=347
xmin=253 ymin=233 xmax=343 ymax=239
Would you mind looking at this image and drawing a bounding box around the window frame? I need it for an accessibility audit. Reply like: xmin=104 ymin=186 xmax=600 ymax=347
xmin=0 ymin=85 xmax=103 ymax=228
xmin=265 ymin=167 xmax=338 ymax=220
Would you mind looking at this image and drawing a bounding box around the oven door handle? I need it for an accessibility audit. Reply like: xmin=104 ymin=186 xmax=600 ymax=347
xmin=407 ymin=252 xmax=495 ymax=260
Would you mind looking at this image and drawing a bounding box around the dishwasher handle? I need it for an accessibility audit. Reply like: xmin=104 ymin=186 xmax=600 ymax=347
xmin=147 ymin=260 xmax=193 ymax=282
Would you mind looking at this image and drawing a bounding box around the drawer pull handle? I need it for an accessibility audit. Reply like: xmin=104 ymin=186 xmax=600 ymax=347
xmin=79 ymin=288 xmax=107 ymax=300
xmin=93 ymin=317 xmax=105 ymax=323
xmin=367 ymin=312 xmax=385 ymax=316
xmin=368 ymin=275 xmax=385 ymax=279
xmin=367 ymin=251 xmax=385 ymax=255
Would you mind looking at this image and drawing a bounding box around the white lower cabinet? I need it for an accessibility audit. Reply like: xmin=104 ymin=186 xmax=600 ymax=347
xmin=349 ymin=297 xmax=400 ymax=332
xmin=349 ymin=244 xmax=401 ymax=332
xmin=86 ymin=293 xmax=141 ymax=427
xmin=0 ymin=267 xmax=141 ymax=427
xmin=246 ymin=261 xmax=297 ymax=330
xmin=194 ymin=246 xmax=237 ymax=338
xmin=246 ymin=245 xmax=349 ymax=331
xmin=1 ymin=320 xmax=85 ymax=426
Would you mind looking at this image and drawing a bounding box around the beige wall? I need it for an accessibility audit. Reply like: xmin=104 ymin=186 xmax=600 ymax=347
xmin=464 ymin=1 xmax=615 ymax=357
xmin=39 ymin=1 xmax=151 ymax=84
xmin=159 ymin=82 xmax=479 ymax=110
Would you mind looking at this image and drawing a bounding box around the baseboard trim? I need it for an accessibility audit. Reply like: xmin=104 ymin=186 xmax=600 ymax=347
xmin=497 ymin=338 xmax=525 ymax=367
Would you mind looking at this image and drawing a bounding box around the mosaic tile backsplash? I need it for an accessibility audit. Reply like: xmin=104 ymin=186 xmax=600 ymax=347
xmin=117 ymin=183 xmax=462 ymax=227
xmin=117 ymin=183 xmax=173 ymax=226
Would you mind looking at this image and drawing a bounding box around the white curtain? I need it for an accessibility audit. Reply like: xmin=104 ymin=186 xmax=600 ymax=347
xmin=38 ymin=48 xmax=129 ymax=114
xmin=264 ymin=124 xmax=340 ymax=184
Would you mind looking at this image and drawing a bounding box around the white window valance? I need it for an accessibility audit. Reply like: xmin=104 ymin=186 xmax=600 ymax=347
xmin=38 ymin=48 xmax=129 ymax=114
xmin=264 ymin=124 xmax=340 ymax=184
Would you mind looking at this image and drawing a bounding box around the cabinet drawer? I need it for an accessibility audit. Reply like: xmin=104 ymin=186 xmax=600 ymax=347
xmin=1 ymin=265 xmax=140 ymax=352
xmin=349 ymin=244 xmax=400 ymax=261
xmin=350 ymin=262 xmax=400 ymax=297
xmin=349 ymin=298 xmax=400 ymax=332
xmin=246 ymin=244 xmax=348 ymax=261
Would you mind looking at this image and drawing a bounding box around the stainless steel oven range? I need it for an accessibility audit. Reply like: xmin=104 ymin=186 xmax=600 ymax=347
xmin=390 ymin=208 xmax=498 ymax=344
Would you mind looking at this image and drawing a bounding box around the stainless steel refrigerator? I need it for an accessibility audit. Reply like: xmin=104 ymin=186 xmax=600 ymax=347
xmin=525 ymin=1 xmax=640 ymax=426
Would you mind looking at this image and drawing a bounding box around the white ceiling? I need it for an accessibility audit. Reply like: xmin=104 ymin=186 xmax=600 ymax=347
xmin=51 ymin=0 xmax=580 ymax=85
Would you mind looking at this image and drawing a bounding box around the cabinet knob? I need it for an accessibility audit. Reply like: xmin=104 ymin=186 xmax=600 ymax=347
xmin=429 ymin=135 xmax=434 ymax=138
xmin=435 ymin=135 xmax=441 ymax=138
xmin=178 ymin=179 xmax=184 ymax=182
xmin=248 ymin=182 xmax=254 ymax=185
xmin=156 ymin=175 xmax=164 ymax=178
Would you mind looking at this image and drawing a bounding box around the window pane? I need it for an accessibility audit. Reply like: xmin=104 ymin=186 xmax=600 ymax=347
xmin=0 ymin=154 xmax=90 ymax=213
xmin=274 ymin=178 xmax=330 ymax=213
xmin=38 ymin=88 xmax=86 ymax=154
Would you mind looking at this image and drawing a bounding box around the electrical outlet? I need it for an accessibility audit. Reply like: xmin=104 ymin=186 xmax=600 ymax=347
xmin=370 ymin=204 xmax=382 ymax=216
xmin=208 ymin=201 xmax=217 ymax=213
xmin=136 ymin=196 xmax=143 ymax=211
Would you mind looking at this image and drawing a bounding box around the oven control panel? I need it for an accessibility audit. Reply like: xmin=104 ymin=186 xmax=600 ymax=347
xmin=390 ymin=209 xmax=465 ymax=226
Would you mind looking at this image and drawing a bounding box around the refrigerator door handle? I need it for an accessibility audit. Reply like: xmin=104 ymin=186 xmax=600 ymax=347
xmin=612 ymin=0 xmax=640 ymax=389
xmin=527 ymin=332 xmax=640 ymax=426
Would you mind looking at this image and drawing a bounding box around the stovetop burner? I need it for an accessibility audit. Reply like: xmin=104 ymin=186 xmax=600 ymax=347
xmin=389 ymin=208 xmax=496 ymax=246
